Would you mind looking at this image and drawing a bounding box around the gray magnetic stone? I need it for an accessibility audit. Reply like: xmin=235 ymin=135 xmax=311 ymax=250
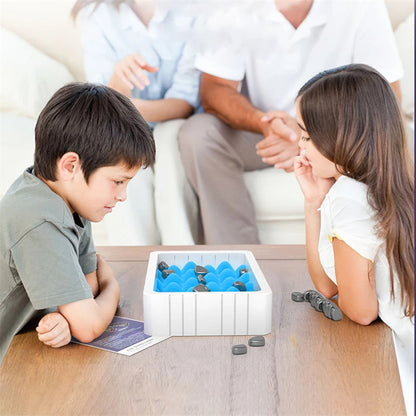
xmin=193 ymin=283 xmax=210 ymax=292
xmin=158 ymin=261 xmax=169 ymax=271
xmin=233 ymin=281 xmax=246 ymax=291
xmin=306 ymin=290 xmax=324 ymax=305
xmin=195 ymin=265 xmax=208 ymax=276
xmin=311 ymin=296 xmax=324 ymax=312
xmin=291 ymin=291 xmax=305 ymax=302
xmin=322 ymin=300 xmax=342 ymax=321
xmin=162 ymin=269 xmax=175 ymax=279
xmin=239 ymin=268 xmax=248 ymax=276
xmin=303 ymin=290 xmax=316 ymax=302
xmin=330 ymin=304 xmax=342 ymax=321
xmin=197 ymin=274 xmax=207 ymax=285
xmin=248 ymin=336 xmax=265 ymax=347
xmin=232 ymin=344 xmax=247 ymax=355
xmin=322 ymin=300 xmax=333 ymax=318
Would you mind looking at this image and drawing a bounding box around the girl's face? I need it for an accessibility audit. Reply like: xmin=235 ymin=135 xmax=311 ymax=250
xmin=296 ymin=100 xmax=340 ymax=180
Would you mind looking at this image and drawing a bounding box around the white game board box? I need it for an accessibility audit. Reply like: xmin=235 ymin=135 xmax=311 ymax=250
xmin=143 ymin=250 xmax=272 ymax=336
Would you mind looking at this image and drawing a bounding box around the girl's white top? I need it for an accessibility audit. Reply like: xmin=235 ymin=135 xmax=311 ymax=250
xmin=319 ymin=175 xmax=414 ymax=415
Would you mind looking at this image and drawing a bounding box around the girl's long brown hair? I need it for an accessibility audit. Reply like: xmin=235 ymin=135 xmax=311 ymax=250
xmin=298 ymin=64 xmax=414 ymax=317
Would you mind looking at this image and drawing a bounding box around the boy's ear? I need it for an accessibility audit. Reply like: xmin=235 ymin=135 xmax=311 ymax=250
xmin=57 ymin=152 xmax=81 ymax=181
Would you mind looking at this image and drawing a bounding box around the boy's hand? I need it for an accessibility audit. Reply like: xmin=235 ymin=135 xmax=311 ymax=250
xmin=36 ymin=312 xmax=71 ymax=348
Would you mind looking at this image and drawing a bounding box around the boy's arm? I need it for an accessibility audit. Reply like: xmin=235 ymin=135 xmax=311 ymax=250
xmin=58 ymin=254 xmax=120 ymax=343
xmin=36 ymin=264 xmax=107 ymax=347
xmin=85 ymin=270 xmax=99 ymax=297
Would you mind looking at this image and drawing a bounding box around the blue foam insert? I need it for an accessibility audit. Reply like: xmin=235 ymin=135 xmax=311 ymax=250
xmin=154 ymin=261 xmax=260 ymax=292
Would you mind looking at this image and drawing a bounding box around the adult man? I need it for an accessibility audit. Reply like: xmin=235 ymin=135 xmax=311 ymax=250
xmin=178 ymin=0 xmax=403 ymax=244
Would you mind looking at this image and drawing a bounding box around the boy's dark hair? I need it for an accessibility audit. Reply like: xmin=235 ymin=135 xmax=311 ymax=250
xmin=34 ymin=82 xmax=155 ymax=183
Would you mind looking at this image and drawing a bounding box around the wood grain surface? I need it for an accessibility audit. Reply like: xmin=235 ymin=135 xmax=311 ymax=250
xmin=0 ymin=245 xmax=405 ymax=416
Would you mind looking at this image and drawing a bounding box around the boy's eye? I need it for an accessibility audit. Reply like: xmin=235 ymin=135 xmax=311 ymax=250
xmin=114 ymin=181 xmax=124 ymax=185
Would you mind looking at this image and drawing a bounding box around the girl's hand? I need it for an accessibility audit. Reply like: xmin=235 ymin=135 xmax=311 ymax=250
xmin=294 ymin=154 xmax=335 ymax=207
xmin=108 ymin=53 xmax=158 ymax=94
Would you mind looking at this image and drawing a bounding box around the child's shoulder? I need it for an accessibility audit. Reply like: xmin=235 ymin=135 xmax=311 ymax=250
xmin=324 ymin=175 xmax=375 ymax=222
xmin=329 ymin=175 xmax=368 ymax=201
xmin=0 ymin=168 xmax=73 ymax=242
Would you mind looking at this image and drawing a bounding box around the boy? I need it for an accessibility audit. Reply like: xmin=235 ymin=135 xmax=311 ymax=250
xmin=0 ymin=83 xmax=155 ymax=364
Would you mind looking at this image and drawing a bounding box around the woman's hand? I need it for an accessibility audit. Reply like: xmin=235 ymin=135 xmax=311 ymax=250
xmin=108 ymin=53 xmax=158 ymax=95
xmin=294 ymin=154 xmax=335 ymax=207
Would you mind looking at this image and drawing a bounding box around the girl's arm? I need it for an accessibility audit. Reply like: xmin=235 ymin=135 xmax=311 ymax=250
xmin=304 ymin=200 xmax=338 ymax=298
xmin=294 ymin=155 xmax=338 ymax=297
xmin=332 ymin=238 xmax=378 ymax=325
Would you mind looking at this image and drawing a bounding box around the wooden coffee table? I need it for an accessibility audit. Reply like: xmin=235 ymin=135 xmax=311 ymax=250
xmin=0 ymin=245 xmax=405 ymax=415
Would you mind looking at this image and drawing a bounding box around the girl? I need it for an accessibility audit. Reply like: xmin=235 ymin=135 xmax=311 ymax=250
xmin=294 ymin=64 xmax=414 ymax=414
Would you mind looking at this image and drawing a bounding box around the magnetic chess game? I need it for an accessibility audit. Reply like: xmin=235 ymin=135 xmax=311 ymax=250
xmin=143 ymin=251 xmax=273 ymax=337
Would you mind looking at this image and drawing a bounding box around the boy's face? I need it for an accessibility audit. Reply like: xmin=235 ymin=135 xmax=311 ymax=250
xmin=67 ymin=163 xmax=139 ymax=222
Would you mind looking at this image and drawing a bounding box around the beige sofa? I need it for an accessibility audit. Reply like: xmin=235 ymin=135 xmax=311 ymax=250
xmin=0 ymin=0 xmax=414 ymax=246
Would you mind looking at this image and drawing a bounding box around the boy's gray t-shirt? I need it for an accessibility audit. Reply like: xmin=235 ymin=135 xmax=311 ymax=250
xmin=0 ymin=167 xmax=97 ymax=363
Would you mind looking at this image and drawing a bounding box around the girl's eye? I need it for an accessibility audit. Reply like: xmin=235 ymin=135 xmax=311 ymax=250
xmin=301 ymin=136 xmax=310 ymax=142
xmin=114 ymin=181 xmax=124 ymax=185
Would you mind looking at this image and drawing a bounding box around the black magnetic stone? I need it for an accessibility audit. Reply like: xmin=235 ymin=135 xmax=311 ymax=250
xmin=248 ymin=336 xmax=265 ymax=347
xmin=162 ymin=269 xmax=175 ymax=279
xmin=291 ymin=291 xmax=305 ymax=302
xmin=158 ymin=261 xmax=169 ymax=271
xmin=239 ymin=268 xmax=248 ymax=276
xmin=197 ymin=274 xmax=207 ymax=285
xmin=233 ymin=281 xmax=247 ymax=291
xmin=232 ymin=344 xmax=247 ymax=355
xmin=194 ymin=265 xmax=208 ymax=276
xmin=193 ymin=283 xmax=210 ymax=292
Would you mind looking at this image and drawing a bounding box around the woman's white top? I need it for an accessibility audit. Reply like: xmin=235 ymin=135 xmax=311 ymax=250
xmin=319 ymin=175 xmax=414 ymax=415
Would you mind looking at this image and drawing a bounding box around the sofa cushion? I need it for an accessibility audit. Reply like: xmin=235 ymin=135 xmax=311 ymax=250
xmin=0 ymin=112 xmax=36 ymax=199
xmin=395 ymin=13 xmax=414 ymax=119
xmin=0 ymin=28 xmax=75 ymax=119
xmin=244 ymin=168 xmax=305 ymax=221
